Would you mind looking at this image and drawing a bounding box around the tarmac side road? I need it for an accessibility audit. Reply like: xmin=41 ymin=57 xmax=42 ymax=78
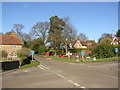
xmin=2 ymin=56 xmax=119 ymax=88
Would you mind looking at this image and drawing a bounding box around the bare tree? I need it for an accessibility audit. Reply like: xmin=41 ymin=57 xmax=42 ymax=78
xmin=30 ymin=22 xmax=50 ymax=46
xmin=62 ymin=17 xmax=77 ymax=54
xmin=13 ymin=24 xmax=24 ymax=39
xmin=101 ymin=33 xmax=112 ymax=39
xmin=12 ymin=24 xmax=32 ymax=46
xmin=78 ymin=33 xmax=88 ymax=41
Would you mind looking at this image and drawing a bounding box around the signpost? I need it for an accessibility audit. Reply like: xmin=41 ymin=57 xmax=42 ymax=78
xmin=30 ymin=50 xmax=35 ymax=60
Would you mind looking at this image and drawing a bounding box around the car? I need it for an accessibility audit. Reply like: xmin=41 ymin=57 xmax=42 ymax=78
xmin=58 ymin=55 xmax=68 ymax=57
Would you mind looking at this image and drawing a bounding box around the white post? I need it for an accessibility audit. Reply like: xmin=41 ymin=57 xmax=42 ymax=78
xmin=32 ymin=54 xmax=33 ymax=61
xmin=82 ymin=55 xmax=84 ymax=61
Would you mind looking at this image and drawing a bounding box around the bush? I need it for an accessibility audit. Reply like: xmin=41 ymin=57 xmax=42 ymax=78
xmin=69 ymin=48 xmax=82 ymax=53
xmin=0 ymin=50 xmax=8 ymax=58
xmin=38 ymin=45 xmax=47 ymax=55
xmin=17 ymin=48 xmax=31 ymax=65
xmin=56 ymin=49 xmax=65 ymax=55
xmin=90 ymin=44 xmax=116 ymax=59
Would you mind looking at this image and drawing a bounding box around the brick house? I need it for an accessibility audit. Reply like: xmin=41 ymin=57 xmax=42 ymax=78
xmin=0 ymin=33 xmax=22 ymax=53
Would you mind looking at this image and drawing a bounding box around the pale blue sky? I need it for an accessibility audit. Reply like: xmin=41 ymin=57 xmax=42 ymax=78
xmin=2 ymin=2 xmax=118 ymax=42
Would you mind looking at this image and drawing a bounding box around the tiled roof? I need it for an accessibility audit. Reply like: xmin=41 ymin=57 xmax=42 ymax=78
xmin=0 ymin=35 xmax=22 ymax=45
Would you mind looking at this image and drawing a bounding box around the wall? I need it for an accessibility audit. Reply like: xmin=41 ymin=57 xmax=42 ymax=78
xmin=0 ymin=45 xmax=22 ymax=53
xmin=0 ymin=61 xmax=20 ymax=71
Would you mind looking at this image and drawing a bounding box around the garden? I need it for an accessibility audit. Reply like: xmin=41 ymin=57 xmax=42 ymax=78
xmin=0 ymin=48 xmax=40 ymax=72
xmin=37 ymin=44 xmax=119 ymax=63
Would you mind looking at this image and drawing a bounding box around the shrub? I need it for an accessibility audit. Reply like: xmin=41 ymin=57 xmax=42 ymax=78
xmin=0 ymin=50 xmax=8 ymax=58
xmin=38 ymin=45 xmax=47 ymax=55
xmin=31 ymin=44 xmax=39 ymax=53
xmin=69 ymin=48 xmax=82 ymax=53
xmin=56 ymin=49 xmax=65 ymax=55
xmin=90 ymin=44 xmax=116 ymax=59
xmin=17 ymin=48 xmax=31 ymax=65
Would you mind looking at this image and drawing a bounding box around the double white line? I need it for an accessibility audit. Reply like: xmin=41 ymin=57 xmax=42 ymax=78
xmin=37 ymin=64 xmax=87 ymax=89
xmin=37 ymin=64 xmax=46 ymax=71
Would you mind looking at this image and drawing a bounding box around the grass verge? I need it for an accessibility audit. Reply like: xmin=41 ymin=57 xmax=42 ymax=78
xmin=0 ymin=69 xmax=3 ymax=72
xmin=50 ymin=56 xmax=119 ymax=63
xmin=20 ymin=60 xmax=40 ymax=69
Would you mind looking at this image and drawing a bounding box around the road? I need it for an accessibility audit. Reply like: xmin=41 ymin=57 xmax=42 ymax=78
xmin=2 ymin=55 xmax=119 ymax=88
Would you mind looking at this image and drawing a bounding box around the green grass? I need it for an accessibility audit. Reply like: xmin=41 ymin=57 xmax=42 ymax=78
xmin=49 ymin=56 xmax=119 ymax=63
xmin=20 ymin=60 xmax=40 ymax=69
xmin=0 ymin=69 xmax=3 ymax=72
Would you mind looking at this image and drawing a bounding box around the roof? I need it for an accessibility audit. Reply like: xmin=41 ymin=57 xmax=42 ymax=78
xmin=111 ymin=37 xmax=119 ymax=45
xmin=0 ymin=34 xmax=22 ymax=45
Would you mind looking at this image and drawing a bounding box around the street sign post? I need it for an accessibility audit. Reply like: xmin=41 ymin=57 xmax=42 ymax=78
xmin=30 ymin=50 xmax=35 ymax=60
xmin=81 ymin=52 xmax=85 ymax=59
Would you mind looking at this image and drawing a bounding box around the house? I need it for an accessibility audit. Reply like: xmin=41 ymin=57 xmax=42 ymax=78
xmin=0 ymin=32 xmax=22 ymax=53
xmin=68 ymin=39 xmax=96 ymax=49
xmin=111 ymin=37 xmax=119 ymax=45
xmin=74 ymin=40 xmax=87 ymax=49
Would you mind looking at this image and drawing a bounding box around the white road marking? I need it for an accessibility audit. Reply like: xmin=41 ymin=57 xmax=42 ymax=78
xmin=37 ymin=65 xmax=45 ymax=71
xmin=103 ymin=74 xmax=118 ymax=79
xmin=39 ymin=64 xmax=87 ymax=88
xmin=80 ymin=86 xmax=86 ymax=88
xmin=23 ymin=70 xmax=30 ymax=72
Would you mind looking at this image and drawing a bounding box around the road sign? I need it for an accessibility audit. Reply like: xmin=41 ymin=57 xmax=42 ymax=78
xmin=81 ymin=52 xmax=85 ymax=56
xmin=115 ymin=48 xmax=118 ymax=52
xmin=30 ymin=51 xmax=35 ymax=55
xmin=30 ymin=51 xmax=35 ymax=61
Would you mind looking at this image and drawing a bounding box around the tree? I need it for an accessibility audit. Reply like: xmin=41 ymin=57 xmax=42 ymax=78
xmin=48 ymin=16 xmax=65 ymax=55
xmin=39 ymin=45 xmax=47 ymax=55
xmin=62 ymin=16 xmax=77 ymax=54
xmin=116 ymin=29 xmax=120 ymax=37
xmin=12 ymin=24 xmax=32 ymax=46
xmin=13 ymin=24 xmax=24 ymax=39
xmin=0 ymin=32 xmax=3 ymax=35
xmin=30 ymin=22 xmax=50 ymax=46
xmin=101 ymin=33 xmax=112 ymax=39
xmin=98 ymin=38 xmax=112 ymax=44
xmin=78 ymin=33 xmax=88 ymax=41
xmin=22 ymin=33 xmax=32 ymax=47
xmin=98 ymin=33 xmax=113 ymax=44
xmin=30 ymin=38 xmax=44 ymax=53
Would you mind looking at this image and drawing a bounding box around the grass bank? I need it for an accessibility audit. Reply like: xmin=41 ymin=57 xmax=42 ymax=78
xmin=20 ymin=60 xmax=40 ymax=69
xmin=1 ymin=59 xmax=40 ymax=72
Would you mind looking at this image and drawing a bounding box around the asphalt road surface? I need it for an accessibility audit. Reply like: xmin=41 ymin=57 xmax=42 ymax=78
xmin=2 ymin=55 xmax=119 ymax=88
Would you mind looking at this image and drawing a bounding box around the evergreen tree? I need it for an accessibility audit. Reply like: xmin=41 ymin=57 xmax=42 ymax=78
xmin=48 ymin=16 xmax=65 ymax=55
xmin=116 ymin=29 xmax=120 ymax=37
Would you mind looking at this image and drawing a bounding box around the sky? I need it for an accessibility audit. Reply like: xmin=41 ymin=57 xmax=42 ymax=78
xmin=2 ymin=2 xmax=118 ymax=42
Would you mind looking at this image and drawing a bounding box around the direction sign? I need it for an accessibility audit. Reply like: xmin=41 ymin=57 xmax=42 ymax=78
xmin=30 ymin=50 xmax=35 ymax=55
xmin=81 ymin=52 xmax=85 ymax=56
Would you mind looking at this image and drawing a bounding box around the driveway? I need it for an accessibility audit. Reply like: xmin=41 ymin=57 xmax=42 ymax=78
xmin=2 ymin=55 xmax=119 ymax=88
